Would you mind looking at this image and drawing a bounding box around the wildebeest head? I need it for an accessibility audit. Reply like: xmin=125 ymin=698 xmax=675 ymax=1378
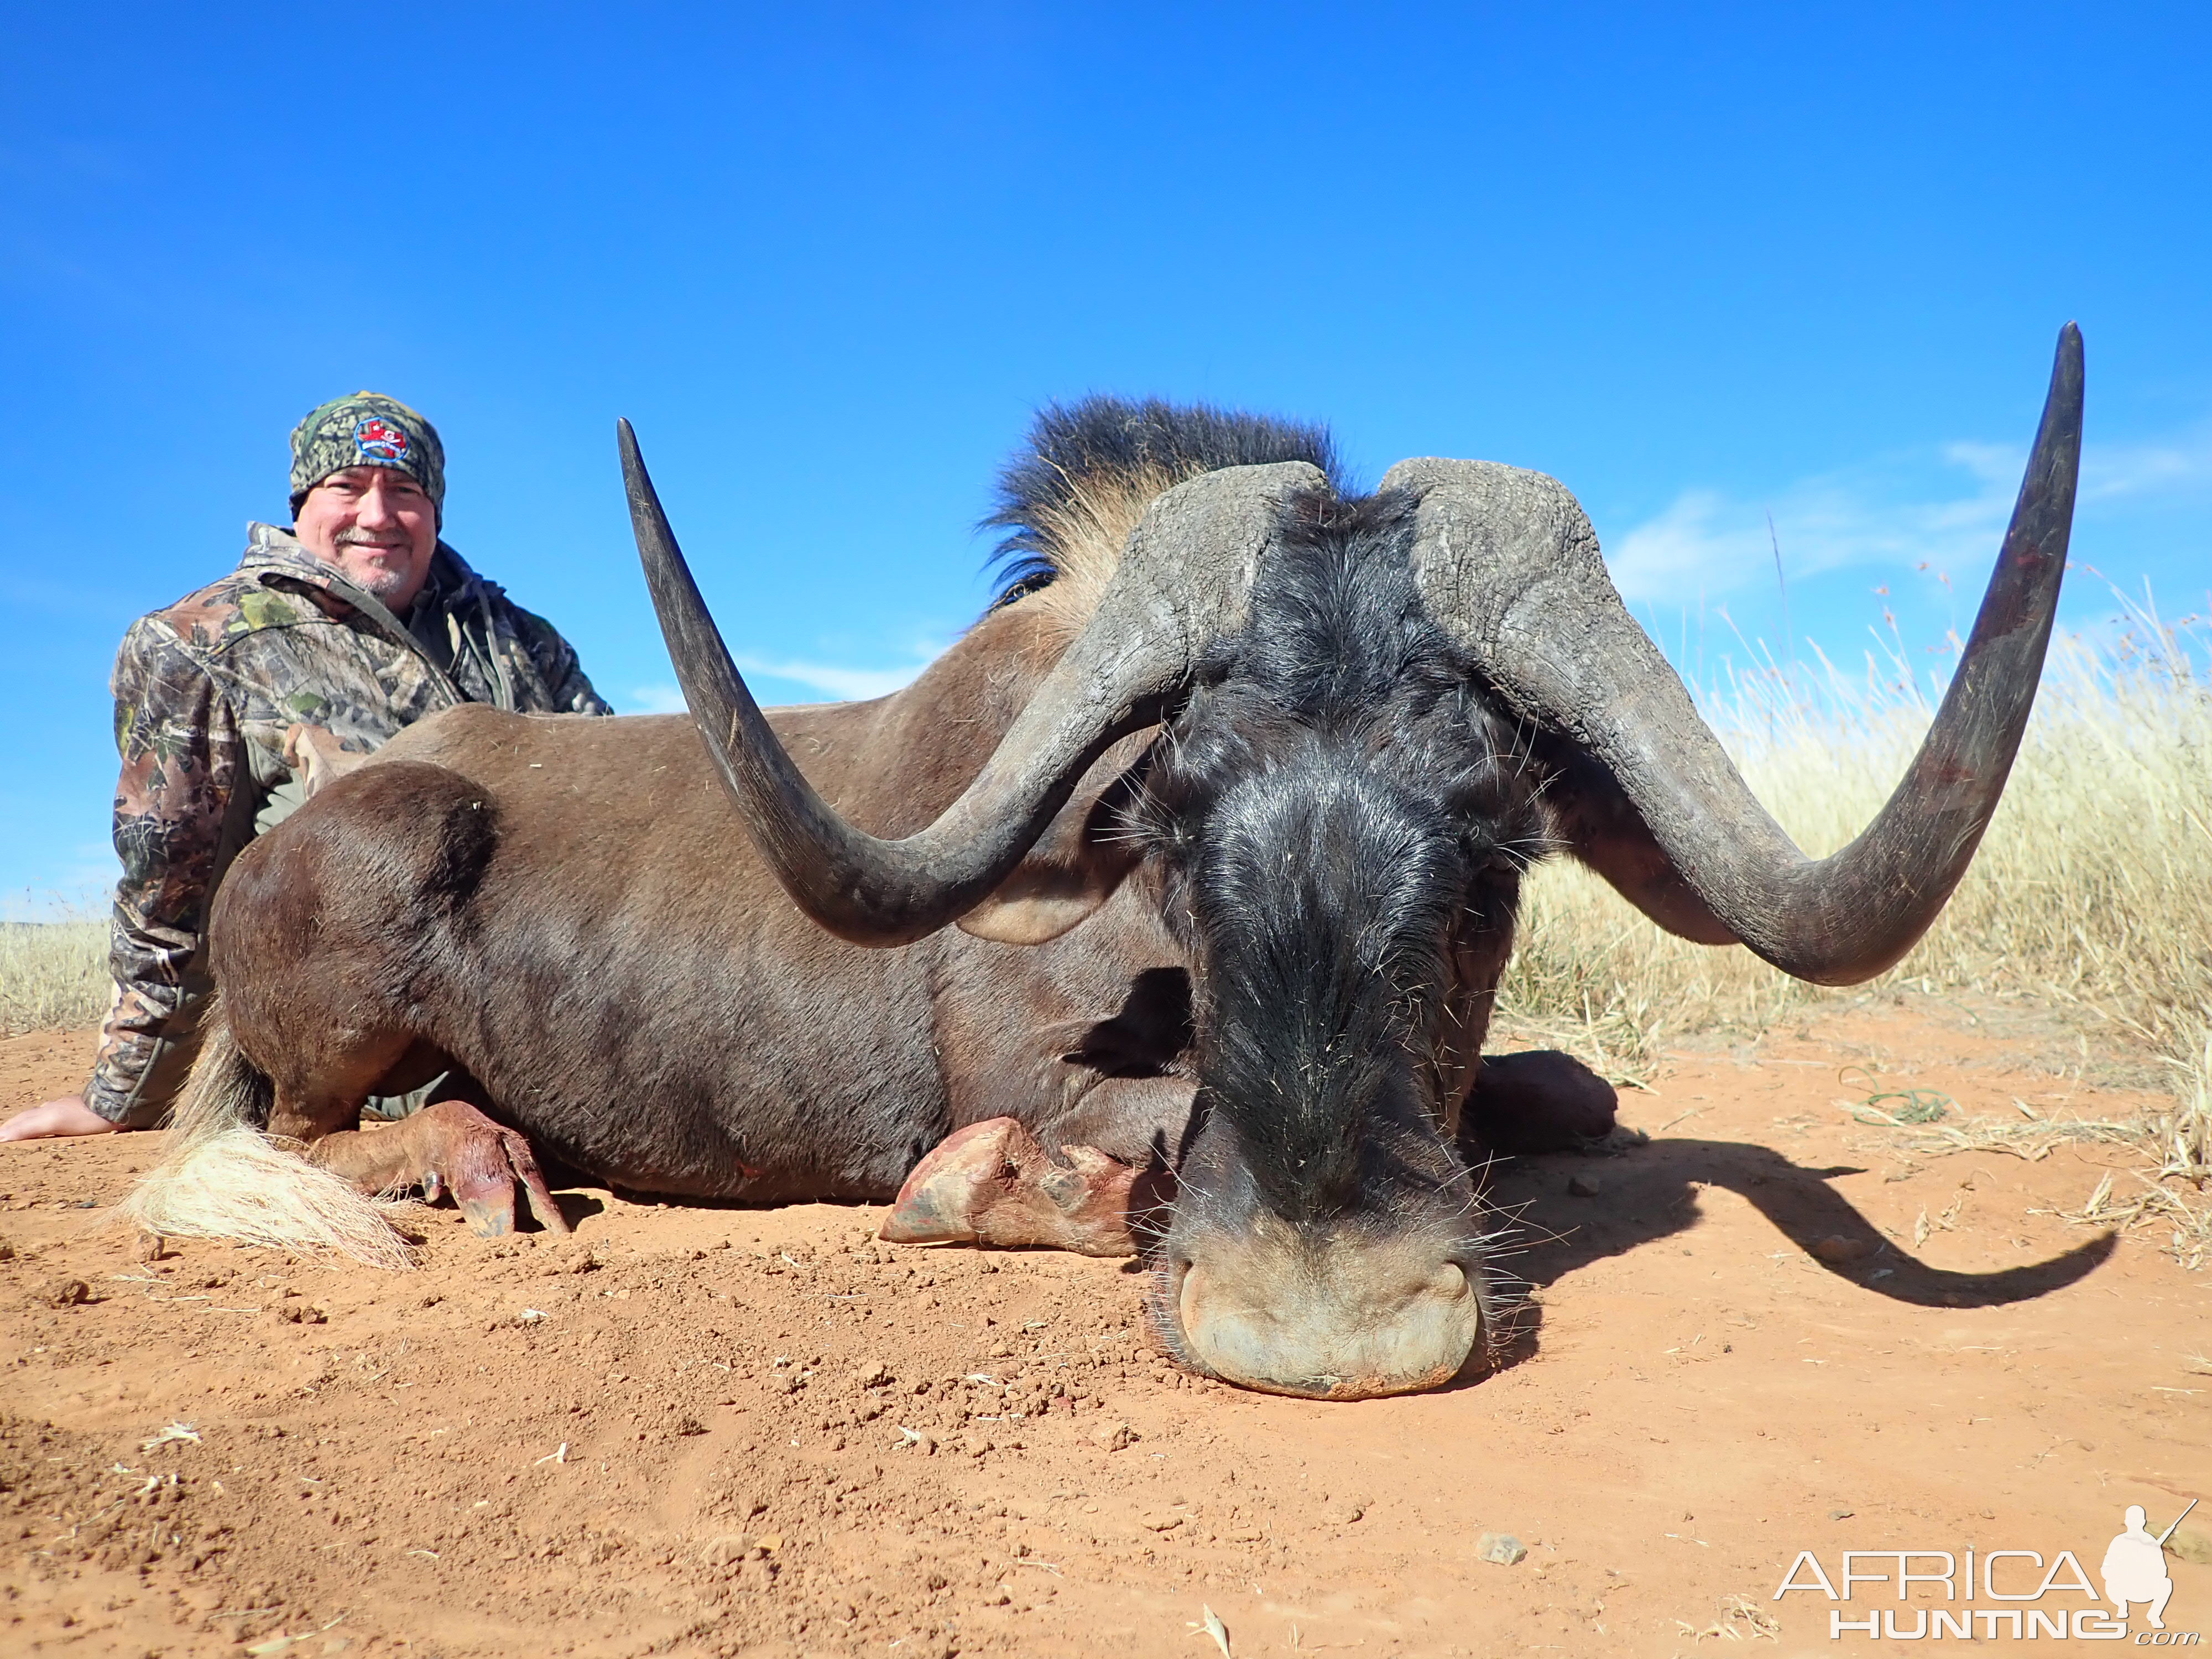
xmin=619 ymin=327 xmax=2083 ymax=1399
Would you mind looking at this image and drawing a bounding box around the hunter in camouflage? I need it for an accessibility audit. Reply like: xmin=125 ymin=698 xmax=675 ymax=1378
xmin=3 ymin=392 xmax=610 ymax=1138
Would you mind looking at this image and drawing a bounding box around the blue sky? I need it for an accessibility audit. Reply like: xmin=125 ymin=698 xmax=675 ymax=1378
xmin=3 ymin=3 xmax=2208 ymax=914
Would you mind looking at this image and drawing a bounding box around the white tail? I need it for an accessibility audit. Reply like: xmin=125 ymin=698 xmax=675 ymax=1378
xmin=114 ymin=1001 xmax=413 ymax=1271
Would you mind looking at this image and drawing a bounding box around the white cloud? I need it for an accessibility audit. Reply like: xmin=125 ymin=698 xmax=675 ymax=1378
xmin=626 ymin=644 xmax=944 ymax=715
xmin=732 ymin=653 xmax=937 ymax=701
xmin=1605 ymin=423 xmax=2212 ymax=606
xmin=2079 ymin=423 xmax=2212 ymax=503
xmin=1606 ymin=457 xmax=2014 ymax=604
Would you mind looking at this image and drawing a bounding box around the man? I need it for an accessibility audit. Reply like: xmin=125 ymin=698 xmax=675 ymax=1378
xmin=3 ymin=392 xmax=610 ymax=1141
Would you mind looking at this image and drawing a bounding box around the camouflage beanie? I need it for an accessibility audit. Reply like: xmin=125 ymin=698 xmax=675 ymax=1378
xmin=288 ymin=392 xmax=446 ymax=521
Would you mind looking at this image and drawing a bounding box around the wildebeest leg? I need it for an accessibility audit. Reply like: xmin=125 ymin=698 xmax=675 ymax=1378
xmin=1436 ymin=912 xmax=1618 ymax=1155
xmin=307 ymin=1103 xmax=570 ymax=1238
xmin=1459 ymin=1052 xmax=1619 ymax=1155
xmin=881 ymin=1118 xmax=1139 ymax=1256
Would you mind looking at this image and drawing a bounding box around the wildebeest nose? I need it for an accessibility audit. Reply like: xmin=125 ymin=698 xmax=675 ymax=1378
xmin=1173 ymin=1238 xmax=1481 ymax=1401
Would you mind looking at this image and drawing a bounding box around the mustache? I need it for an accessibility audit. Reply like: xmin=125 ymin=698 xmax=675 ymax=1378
xmin=332 ymin=528 xmax=415 ymax=550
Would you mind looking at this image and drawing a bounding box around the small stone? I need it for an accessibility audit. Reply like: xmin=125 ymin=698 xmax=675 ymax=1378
xmin=1828 ymin=1509 xmax=1854 ymax=1520
xmin=1476 ymin=1531 xmax=1526 ymax=1566
xmin=1140 ymin=1512 xmax=1183 ymax=1532
xmin=1811 ymin=1235 xmax=1873 ymax=1264
xmin=854 ymin=1361 xmax=893 ymax=1390
xmin=675 ymin=1415 xmax=707 ymax=1436
xmin=45 ymin=1277 xmax=90 ymax=1307
xmin=1091 ymin=1422 xmax=1135 ymax=1451
xmin=1567 ymin=1175 xmax=1602 ymax=1198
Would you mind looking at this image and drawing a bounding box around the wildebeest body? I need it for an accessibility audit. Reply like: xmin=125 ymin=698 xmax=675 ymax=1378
xmin=157 ymin=340 xmax=2088 ymax=1399
xmin=216 ymin=700 xmax=1195 ymax=1202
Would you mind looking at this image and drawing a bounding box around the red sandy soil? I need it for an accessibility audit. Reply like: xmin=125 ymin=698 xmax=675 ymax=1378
xmin=3 ymin=1000 xmax=2208 ymax=1659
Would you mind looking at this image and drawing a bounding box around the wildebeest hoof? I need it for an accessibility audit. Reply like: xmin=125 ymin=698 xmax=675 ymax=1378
xmin=324 ymin=1101 xmax=571 ymax=1239
xmin=281 ymin=722 xmax=369 ymax=799
xmin=880 ymin=1118 xmax=1138 ymax=1257
xmin=1460 ymin=1051 xmax=1619 ymax=1155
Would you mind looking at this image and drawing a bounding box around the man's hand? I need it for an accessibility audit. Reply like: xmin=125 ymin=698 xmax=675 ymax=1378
xmin=0 ymin=1095 xmax=122 ymax=1141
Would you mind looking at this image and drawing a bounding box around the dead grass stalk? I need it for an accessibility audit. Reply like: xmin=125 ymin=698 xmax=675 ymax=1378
xmin=0 ymin=919 xmax=109 ymax=1036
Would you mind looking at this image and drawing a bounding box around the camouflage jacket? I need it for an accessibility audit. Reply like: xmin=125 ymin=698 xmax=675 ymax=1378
xmin=86 ymin=524 xmax=611 ymax=1124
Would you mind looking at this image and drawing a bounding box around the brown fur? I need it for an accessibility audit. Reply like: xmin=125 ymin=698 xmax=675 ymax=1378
xmin=1003 ymin=460 xmax=1181 ymax=642
xmin=124 ymin=589 xmax=1201 ymax=1252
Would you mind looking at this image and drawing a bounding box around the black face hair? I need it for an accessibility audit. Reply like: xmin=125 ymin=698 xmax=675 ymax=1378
xmin=1132 ymin=486 xmax=1549 ymax=1219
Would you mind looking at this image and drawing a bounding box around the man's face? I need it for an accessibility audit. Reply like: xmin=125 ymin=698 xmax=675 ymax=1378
xmin=293 ymin=465 xmax=438 ymax=608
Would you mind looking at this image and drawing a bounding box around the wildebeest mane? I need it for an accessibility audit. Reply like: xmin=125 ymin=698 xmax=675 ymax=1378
xmin=982 ymin=396 xmax=1344 ymax=628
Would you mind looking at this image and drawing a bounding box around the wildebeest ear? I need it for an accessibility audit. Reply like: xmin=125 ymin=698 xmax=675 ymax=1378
xmin=1543 ymin=744 xmax=1740 ymax=947
xmin=956 ymin=733 xmax=1151 ymax=946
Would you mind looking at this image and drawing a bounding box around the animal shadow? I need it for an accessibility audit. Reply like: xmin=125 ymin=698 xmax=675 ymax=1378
xmin=1474 ymin=1131 xmax=2116 ymax=1369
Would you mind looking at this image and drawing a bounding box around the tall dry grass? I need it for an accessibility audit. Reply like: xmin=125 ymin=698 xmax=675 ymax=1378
xmin=1501 ymin=591 xmax=2211 ymax=1076
xmin=0 ymin=918 xmax=109 ymax=1036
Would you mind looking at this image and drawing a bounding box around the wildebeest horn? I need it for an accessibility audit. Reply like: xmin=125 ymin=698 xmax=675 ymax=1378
xmin=1391 ymin=324 xmax=2083 ymax=985
xmin=619 ymin=420 xmax=1319 ymax=946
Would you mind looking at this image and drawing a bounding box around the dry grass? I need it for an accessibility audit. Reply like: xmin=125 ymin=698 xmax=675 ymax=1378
xmin=0 ymin=919 xmax=109 ymax=1036
xmin=1503 ymin=596 xmax=2212 ymax=1073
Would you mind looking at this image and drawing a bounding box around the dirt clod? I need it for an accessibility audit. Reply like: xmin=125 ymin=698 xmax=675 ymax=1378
xmin=1811 ymin=1234 xmax=1874 ymax=1264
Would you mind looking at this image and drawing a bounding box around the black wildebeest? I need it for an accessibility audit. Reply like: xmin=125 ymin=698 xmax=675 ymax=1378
xmin=129 ymin=328 xmax=2085 ymax=1400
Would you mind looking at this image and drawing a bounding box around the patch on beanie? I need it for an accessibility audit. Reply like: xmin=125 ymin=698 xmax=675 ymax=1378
xmin=353 ymin=415 xmax=412 ymax=464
